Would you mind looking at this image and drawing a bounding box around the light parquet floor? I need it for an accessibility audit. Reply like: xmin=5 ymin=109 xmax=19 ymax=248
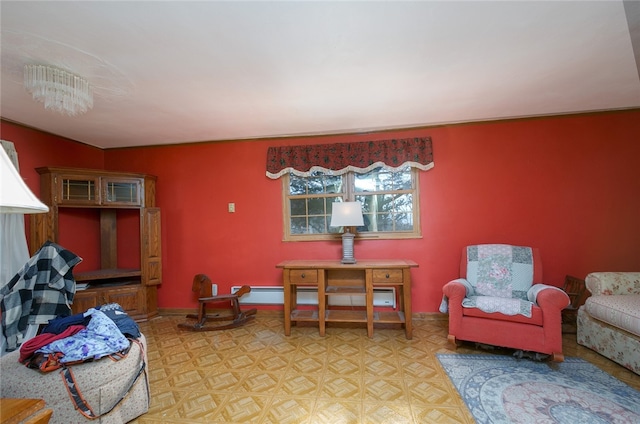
xmin=132 ymin=312 xmax=640 ymax=423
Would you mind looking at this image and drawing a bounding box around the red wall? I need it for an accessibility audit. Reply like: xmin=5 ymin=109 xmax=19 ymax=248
xmin=4 ymin=110 xmax=640 ymax=313
xmin=1 ymin=123 xmax=105 ymax=273
xmin=1 ymin=123 xmax=103 ymax=192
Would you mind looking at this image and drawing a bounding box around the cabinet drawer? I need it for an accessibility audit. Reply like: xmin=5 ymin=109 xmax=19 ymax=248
xmin=289 ymin=269 xmax=318 ymax=284
xmin=372 ymin=269 xmax=403 ymax=284
xmin=72 ymin=290 xmax=101 ymax=314
xmin=106 ymin=286 xmax=144 ymax=316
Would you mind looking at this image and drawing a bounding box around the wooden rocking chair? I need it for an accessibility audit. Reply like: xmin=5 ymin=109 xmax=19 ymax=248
xmin=178 ymin=274 xmax=257 ymax=331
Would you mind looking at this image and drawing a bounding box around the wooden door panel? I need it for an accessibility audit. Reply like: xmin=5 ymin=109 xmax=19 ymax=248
xmin=71 ymin=290 xmax=101 ymax=314
xmin=141 ymin=208 xmax=162 ymax=286
xmin=105 ymin=286 xmax=144 ymax=316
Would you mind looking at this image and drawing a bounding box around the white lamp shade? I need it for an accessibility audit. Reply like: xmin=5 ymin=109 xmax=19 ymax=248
xmin=0 ymin=147 xmax=49 ymax=214
xmin=330 ymin=202 xmax=364 ymax=227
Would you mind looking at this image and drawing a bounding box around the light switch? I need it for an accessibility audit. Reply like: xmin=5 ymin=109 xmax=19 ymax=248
xmin=228 ymin=203 xmax=235 ymax=213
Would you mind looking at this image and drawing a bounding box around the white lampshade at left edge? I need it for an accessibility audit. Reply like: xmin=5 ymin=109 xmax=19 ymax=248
xmin=0 ymin=147 xmax=48 ymax=214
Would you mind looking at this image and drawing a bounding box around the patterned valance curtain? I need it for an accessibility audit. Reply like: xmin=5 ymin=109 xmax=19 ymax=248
xmin=266 ymin=137 xmax=433 ymax=179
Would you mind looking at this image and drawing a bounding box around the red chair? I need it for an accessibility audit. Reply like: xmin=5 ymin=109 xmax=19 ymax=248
xmin=442 ymin=244 xmax=570 ymax=361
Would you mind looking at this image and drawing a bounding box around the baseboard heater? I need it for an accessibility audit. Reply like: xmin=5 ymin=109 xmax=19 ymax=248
xmin=231 ymin=286 xmax=396 ymax=308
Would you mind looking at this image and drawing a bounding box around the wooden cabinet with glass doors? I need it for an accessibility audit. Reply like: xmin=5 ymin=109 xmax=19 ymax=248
xmin=30 ymin=167 xmax=161 ymax=320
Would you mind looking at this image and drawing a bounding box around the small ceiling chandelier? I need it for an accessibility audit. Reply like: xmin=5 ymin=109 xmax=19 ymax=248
xmin=24 ymin=64 xmax=93 ymax=116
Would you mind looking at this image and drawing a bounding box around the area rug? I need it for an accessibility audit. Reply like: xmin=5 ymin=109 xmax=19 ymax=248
xmin=437 ymin=354 xmax=640 ymax=424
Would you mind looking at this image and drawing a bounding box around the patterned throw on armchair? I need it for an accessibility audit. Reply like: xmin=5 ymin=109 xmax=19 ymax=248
xmin=441 ymin=244 xmax=570 ymax=361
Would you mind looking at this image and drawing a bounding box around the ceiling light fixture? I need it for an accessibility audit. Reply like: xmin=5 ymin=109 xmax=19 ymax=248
xmin=24 ymin=65 xmax=93 ymax=116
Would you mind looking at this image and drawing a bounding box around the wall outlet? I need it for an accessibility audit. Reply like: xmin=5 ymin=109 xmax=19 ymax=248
xmin=211 ymin=283 xmax=218 ymax=296
xmin=228 ymin=203 xmax=235 ymax=213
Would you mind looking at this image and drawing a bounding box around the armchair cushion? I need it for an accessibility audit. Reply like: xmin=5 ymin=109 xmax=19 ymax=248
xmin=585 ymin=294 xmax=640 ymax=337
xmin=462 ymin=295 xmax=532 ymax=317
xmin=463 ymin=304 xmax=543 ymax=326
xmin=442 ymin=280 xmax=566 ymax=319
xmin=453 ymin=283 xmax=565 ymax=318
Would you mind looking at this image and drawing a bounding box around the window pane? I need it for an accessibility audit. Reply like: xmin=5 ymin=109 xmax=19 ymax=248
xmin=309 ymin=216 xmax=327 ymax=233
xmin=289 ymin=174 xmax=307 ymax=195
xmin=358 ymin=194 xmax=377 ymax=208
xmin=324 ymin=175 xmax=343 ymax=194
xmin=290 ymin=198 xmax=307 ymax=216
xmin=377 ymin=170 xmax=395 ymax=191
xmin=291 ymin=217 xmax=308 ymax=234
xmin=381 ymin=194 xmax=398 ymax=212
xmin=395 ymin=213 xmax=413 ymax=230
xmin=394 ymin=193 xmax=413 ymax=212
xmin=360 ymin=214 xmax=372 ymax=232
xmin=391 ymin=169 xmax=412 ymax=190
xmin=358 ymin=194 xmax=394 ymax=213
xmin=308 ymin=197 xmax=325 ymax=215
xmin=354 ymin=172 xmax=375 ymax=192
xmin=326 ymin=198 xmax=339 ymax=215
xmin=62 ymin=179 xmax=96 ymax=201
xmin=355 ymin=169 xmax=383 ymax=192
xmin=307 ymin=176 xmax=326 ymax=194
xmin=373 ymin=212 xmax=394 ymax=231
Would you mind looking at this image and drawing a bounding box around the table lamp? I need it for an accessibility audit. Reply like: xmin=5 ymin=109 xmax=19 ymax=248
xmin=330 ymin=201 xmax=364 ymax=264
xmin=0 ymin=147 xmax=49 ymax=214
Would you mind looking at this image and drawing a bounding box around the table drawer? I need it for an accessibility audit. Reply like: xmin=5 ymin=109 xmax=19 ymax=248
xmin=372 ymin=269 xmax=404 ymax=284
xmin=289 ymin=269 xmax=318 ymax=284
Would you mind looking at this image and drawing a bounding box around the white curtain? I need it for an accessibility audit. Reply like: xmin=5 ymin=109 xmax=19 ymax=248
xmin=0 ymin=140 xmax=37 ymax=355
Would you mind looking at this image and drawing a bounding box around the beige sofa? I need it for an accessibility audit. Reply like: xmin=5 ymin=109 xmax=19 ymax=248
xmin=577 ymin=272 xmax=640 ymax=375
xmin=0 ymin=334 xmax=149 ymax=424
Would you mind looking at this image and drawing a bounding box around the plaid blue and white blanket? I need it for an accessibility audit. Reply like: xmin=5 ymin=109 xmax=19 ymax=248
xmin=1 ymin=241 xmax=82 ymax=351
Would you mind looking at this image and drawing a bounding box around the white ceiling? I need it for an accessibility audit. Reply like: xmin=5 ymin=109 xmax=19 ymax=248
xmin=2 ymin=1 xmax=639 ymax=150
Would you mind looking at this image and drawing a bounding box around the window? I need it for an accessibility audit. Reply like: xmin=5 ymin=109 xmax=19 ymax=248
xmin=282 ymin=167 xmax=421 ymax=241
xmin=267 ymin=136 xmax=433 ymax=241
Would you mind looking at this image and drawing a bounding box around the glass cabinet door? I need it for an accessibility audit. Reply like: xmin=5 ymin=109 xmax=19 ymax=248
xmin=102 ymin=178 xmax=142 ymax=205
xmin=58 ymin=175 xmax=101 ymax=205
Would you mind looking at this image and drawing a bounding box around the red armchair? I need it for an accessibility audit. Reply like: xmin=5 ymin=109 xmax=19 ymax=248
xmin=442 ymin=244 xmax=570 ymax=361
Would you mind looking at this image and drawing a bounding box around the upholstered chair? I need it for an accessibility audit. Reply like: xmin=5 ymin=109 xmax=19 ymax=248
xmin=441 ymin=244 xmax=570 ymax=361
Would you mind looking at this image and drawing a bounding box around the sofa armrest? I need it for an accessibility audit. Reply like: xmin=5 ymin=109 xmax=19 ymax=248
xmin=585 ymin=272 xmax=640 ymax=296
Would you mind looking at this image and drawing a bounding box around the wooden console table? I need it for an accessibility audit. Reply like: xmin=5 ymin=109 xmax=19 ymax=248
xmin=276 ymin=259 xmax=418 ymax=339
